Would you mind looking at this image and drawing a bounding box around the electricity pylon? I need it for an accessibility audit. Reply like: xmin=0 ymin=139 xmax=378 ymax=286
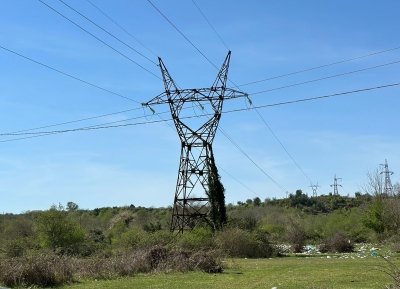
xmin=144 ymin=51 xmax=248 ymax=233
xmin=380 ymin=159 xmax=394 ymax=196
xmin=330 ymin=174 xmax=342 ymax=195
xmin=309 ymin=183 xmax=320 ymax=198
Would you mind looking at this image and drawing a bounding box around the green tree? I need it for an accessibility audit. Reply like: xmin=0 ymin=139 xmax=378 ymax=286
xmin=66 ymin=201 xmax=79 ymax=211
xmin=362 ymin=198 xmax=385 ymax=235
xmin=246 ymin=199 xmax=253 ymax=205
xmin=34 ymin=204 xmax=85 ymax=250
xmin=206 ymin=156 xmax=227 ymax=231
xmin=253 ymin=197 xmax=261 ymax=207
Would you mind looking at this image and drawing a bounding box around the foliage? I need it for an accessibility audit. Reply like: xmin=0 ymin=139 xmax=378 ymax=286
xmin=34 ymin=204 xmax=85 ymax=250
xmin=362 ymin=198 xmax=386 ymax=235
xmin=286 ymin=222 xmax=306 ymax=253
xmin=66 ymin=201 xmax=79 ymax=211
xmin=177 ymin=227 xmax=215 ymax=250
xmin=0 ymin=247 xmax=222 ymax=287
xmin=215 ymin=228 xmax=275 ymax=258
xmin=319 ymin=231 xmax=354 ymax=253
xmin=0 ymin=251 xmax=74 ymax=287
xmin=206 ymin=156 xmax=227 ymax=231
xmin=253 ymin=197 xmax=261 ymax=207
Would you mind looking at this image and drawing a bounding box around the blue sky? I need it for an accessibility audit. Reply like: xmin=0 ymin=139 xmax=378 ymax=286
xmin=1 ymin=0 xmax=400 ymax=213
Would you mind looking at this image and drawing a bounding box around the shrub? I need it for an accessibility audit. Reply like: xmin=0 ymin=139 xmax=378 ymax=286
xmin=0 ymin=247 xmax=223 ymax=286
xmin=319 ymin=231 xmax=354 ymax=253
xmin=216 ymin=228 xmax=274 ymax=258
xmin=286 ymin=225 xmax=306 ymax=253
xmin=34 ymin=204 xmax=85 ymax=250
xmin=118 ymin=229 xmax=145 ymax=249
xmin=177 ymin=227 xmax=215 ymax=250
xmin=139 ymin=230 xmax=177 ymax=249
xmin=4 ymin=240 xmax=26 ymax=257
xmin=0 ymin=251 xmax=74 ymax=287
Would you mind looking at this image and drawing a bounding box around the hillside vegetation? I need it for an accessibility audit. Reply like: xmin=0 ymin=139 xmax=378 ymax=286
xmin=1 ymin=185 xmax=400 ymax=287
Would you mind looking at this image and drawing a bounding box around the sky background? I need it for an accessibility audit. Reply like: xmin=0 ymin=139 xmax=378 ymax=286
xmin=1 ymin=0 xmax=400 ymax=213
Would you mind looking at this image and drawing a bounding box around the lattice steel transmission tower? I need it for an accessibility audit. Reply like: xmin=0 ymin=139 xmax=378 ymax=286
xmin=309 ymin=183 xmax=320 ymax=198
xmin=144 ymin=51 xmax=248 ymax=233
xmin=330 ymin=174 xmax=342 ymax=195
xmin=380 ymin=159 xmax=394 ymax=196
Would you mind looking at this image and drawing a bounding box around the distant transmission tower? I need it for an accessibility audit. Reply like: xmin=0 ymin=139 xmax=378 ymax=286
xmin=380 ymin=159 xmax=394 ymax=196
xmin=144 ymin=51 xmax=248 ymax=233
xmin=330 ymin=174 xmax=342 ymax=195
xmin=309 ymin=183 xmax=320 ymax=198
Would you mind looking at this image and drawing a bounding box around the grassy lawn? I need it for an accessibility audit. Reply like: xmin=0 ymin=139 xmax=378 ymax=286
xmin=61 ymin=254 xmax=400 ymax=289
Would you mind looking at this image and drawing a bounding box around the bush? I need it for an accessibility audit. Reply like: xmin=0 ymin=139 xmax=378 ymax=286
xmin=34 ymin=204 xmax=85 ymax=250
xmin=0 ymin=251 xmax=74 ymax=287
xmin=177 ymin=227 xmax=215 ymax=250
xmin=118 ymin=229 xmax=146 ymax=249
xmin=139 ymin=230 xmax=177 ymax=249
xmin=216 ymin=228 xmax=274 ymax=258
xmin=286 ymin=225 xmax=306 ymax=253
xmin=319 ymin=231 xmax=354 ymax=253
xmin=4 ymin=240 xmax=26 ymax=257
xmin=0 ymin=246 xmax=223 ymax=286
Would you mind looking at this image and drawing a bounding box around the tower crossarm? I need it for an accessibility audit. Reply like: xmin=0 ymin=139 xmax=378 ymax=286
xmin=144 ymin=87 xmax=247 ymax=106
xmin=143 ymin=91 xmax=169 ymax=106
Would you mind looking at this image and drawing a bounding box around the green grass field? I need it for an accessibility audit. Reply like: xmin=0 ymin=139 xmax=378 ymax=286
xmin=60 ymin=254 xmax=400 ymax=289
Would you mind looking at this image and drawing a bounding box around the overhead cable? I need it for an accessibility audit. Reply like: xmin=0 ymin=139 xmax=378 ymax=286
xmin=38 ymin=0 xmax=160 ymax=79
xmin=238 ymin=46 xmax=400 ymax=87
xmin=191 ymin=0 xmax=229 ymax=50
xmin=3 ymin=81 xmax=399 ymax=139
xmin=86 ymin=0 xmax=158 ymax=58
xmin=0 ymin=45 xmax=140 ymax=103
xmin=58 ymin=0 xmax=157 ymax=64
xmin=147 ymin=0 xmax=219 ymax=71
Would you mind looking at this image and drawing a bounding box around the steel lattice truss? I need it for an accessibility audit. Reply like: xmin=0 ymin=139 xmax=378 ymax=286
xmin=144 ymin=51 xmax=247 ymax=233
xmin=380 ymin=159 xmax=394 ymax=196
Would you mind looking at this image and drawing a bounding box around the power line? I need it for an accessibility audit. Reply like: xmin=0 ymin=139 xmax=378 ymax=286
xmin=148 ymin=1 xmax=288 ymax=192
xmin=136 ymin=0 xmax=400 ymax=190
xmin=4 ymin=81 xmax=398 ymax=138
xmin=153 ymin=112 xmax=262 ymax=198
xmin=58 ymin=0 xmax=157 ymax=65
xmin=148 ymin=0 xmax=383 ymax=191
xmin=191 ymin=0 xmax=229 ymax=50
xmin=150 ymin=0 xmax=398 ymax=188
xmin=216 ymin=165 xmax=261 ymax=197
xmin=69 ymin=0 xmax=263 ymax=202
xmin=188 ymin=4 xmax=315 ymax=187
xmin=38 ymin=0 xmax=160 ymax=79
xmin=218 ymin=126 xmax=287 ymax=192
xmin=0 ymin=45 xmax=140 ymax=103
xmin=3 ymin=42 xmax=398 ymax=140
xmin=86 ymin=0 xmax=158 ymax=58
xmin=3 ymin=107 xmax=146 ymax=135
xmin=4 ymin=42 xmax=400 ymax=145
xmin=249 ymin=60 xmax=400 ymax=96
xmin=147 ymin=0 xmax=219 ymax=71
xmin=252 ymin=109 xmax=313 ymax=184
xmin=7 ymin=1 xmax=400 ymax=193
xmin=242 ymin=60 xmax=400 ymax=186
xmin=238 ymin=46 xmax=400 ymax=87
